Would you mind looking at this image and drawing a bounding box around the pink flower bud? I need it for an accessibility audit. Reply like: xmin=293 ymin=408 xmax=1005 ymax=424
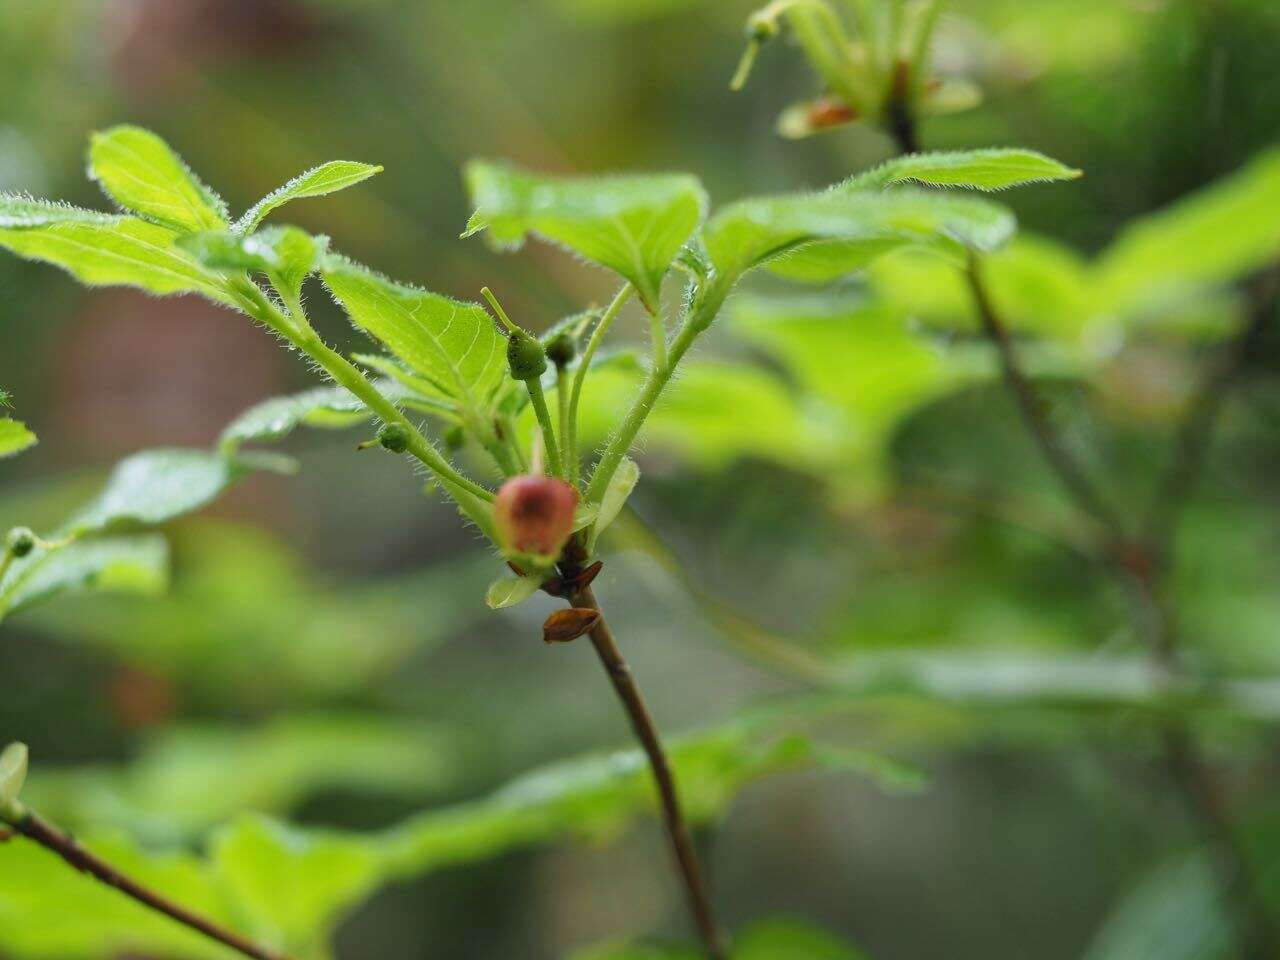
xmin=494 ymin=475 xmax=579 ymax=558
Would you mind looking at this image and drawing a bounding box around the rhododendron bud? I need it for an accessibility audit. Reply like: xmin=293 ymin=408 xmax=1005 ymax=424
xmin=494 ymin=474 xmax=578 ymax=558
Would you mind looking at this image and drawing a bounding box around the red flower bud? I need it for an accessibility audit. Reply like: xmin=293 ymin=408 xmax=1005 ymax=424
xmin=494 ymin=474 xmax=579 ymax=558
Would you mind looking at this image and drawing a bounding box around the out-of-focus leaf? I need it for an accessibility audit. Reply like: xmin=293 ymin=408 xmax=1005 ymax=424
xmin=572 ymin=918 xmax=865 ymax=959
xmin=235 ymin=161 xmax=382 ymax=235
xmin=0 ymin=535 xmax=168 ymax=621
xmin=87 ymin=126 xmax=228 ymax=233
xmin=61 ymin=449 xmax=289 ymax=538
xmin=1095 ymin=147 xmax=1280 ymax=318
xmin=1083 ymin=855 xmax=1229 ymax=960
xmin=0 ymin=418 xmax=36 ymax=459
xmin=0 ymin=717 xmax=823 ymax=960
xmin=21 ymin=522 xmax=490 ymax=701
xmin=0 ymin=197 xmax=233 ymax=304
xmin=463 ymin=162 xmax=707 ymax=310
xmin=867 ymin=237 xmax=1094 ymax=341
xmin=703 ymin=189 xmax=1015 ymax=284
xmin=22 ymin=715 xmax=465 ymax=842
xmin=321 ymin=258 xmax=507 ymax=422
xmin=843 ymin=149 xmax=1081 ymax=193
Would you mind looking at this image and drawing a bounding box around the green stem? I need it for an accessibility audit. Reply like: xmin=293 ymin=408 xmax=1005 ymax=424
xmin=568 ymin=283 xmax=634 ymax=487
xmin=647 ymin=303 xmax=668 ymax=370
xmin=556 ymin=364 xmax=572 ymax=476
xmin=586 ymin=283 xmax=726 ymax=504
xmin=525 ymin=378 xmax=563 ymax=477
xmin=228 ymin=277 xmax=496 ymax=530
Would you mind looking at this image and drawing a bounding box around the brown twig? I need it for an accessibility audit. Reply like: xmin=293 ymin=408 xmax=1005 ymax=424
xmin=967 ymin=253 xmax=1280 ymax=959
xmin=554 ymin=534 xmax=726 ymax=959
xmin=1144 ymin=268 xmax=1280 ymax=568
xmin=965 ymin=254 xmax=1125 ymax=538
xmin=6 ymin=808 xmax=288 ymax=960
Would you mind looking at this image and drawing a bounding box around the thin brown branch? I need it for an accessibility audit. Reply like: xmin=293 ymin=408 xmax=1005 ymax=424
xmin=968 ymin=251 xmax=1280 ymax=958
xmin=965 ymin=254 xmax=1125 ymax=538
xmin=7 ymin=808 xmax=289 ymax=960
xmin=1144 ymin=268 xmax=1280 ymax=567
xmin=564 ymin=579 xmax=728 ymax=960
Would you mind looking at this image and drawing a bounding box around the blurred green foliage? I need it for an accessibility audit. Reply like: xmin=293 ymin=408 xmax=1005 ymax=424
xmin=2 ymin=1 xmax=1280 ymax=959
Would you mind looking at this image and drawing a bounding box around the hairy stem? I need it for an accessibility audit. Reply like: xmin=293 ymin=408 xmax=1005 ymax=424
xmin=565 ymin=581 xmax=727 ymax=959
xmin=967 ymin=255 xmax=1279 ymax=959
xmin=228 ymin=277 xmax=496 ymax=534
xmin=525 ymin=378 xmax=563 ymax=477
xmin=587 ymin=285 xmax=726 ymax=504
xmin=2 ymin=805 xmax=288 ymax=960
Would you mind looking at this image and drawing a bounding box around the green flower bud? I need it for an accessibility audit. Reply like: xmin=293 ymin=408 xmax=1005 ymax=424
xmin=545 ymin=332 xmax=575 ymax=368
xmin=5 ymin=527 xmax=35 ymax=558
xmin=377 ymin=423 xmax=411 ymax=454
xmin=746 ymin=11 xmax=779 ymax=44
xmin=507 ymin=331 xmax=548 ymax=381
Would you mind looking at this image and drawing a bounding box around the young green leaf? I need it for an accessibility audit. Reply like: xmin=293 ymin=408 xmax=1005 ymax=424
xmin=0 ymin=742 xmax=28 ymax=805
xmin=88 ymin=126 xmax=229 ymax=232
xmin=180 ymin=226 xmax=325 ymax=302
xmin=0 ymin=535 xmax=168 ymax=622
xmin=0 ymin=418 xmax=36 ymax=459
xmin=321 ymin=258 xmax=507 ymax=421
xmin=462 ymin=162 xmax=707 ymax=311
xmin=235 ymin=161 xmax=383 ymax=235
xmin=485 ymin=574 xmax=544 ymax=610
xmin=702 ymin=188 xmax=1016 ymax=284
xmin=842 ymin=148 xmax=1082 ymax=193
xmin=0 ymin=197 xmax=234 ymax=304
xmin=588 ymin=456 xmax=639 ymax=551
xmin=62 ymin=449 xmax=291 ymax=538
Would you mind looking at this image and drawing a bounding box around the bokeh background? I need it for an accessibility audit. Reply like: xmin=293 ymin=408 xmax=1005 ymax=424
xmin=3 ymin=1 xmax=1280 ymax=958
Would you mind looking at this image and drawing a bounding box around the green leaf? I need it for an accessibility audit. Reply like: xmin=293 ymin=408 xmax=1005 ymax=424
xmin=0 ymin=742 xmax=28 ymax=805
xmin=321 ymin=258 xmax=507 ymax=421
xmin=485 ymin=574 xmax=544 ymax=610
xmin=235 ymin=161 xmax=383 ymax=235
xmin=180 ymin=226 xmax=325 ymax=302
xmin=220 ymin=385 xmax=384 ymax=451
xmin=211 ymin=817 xmax=383 ymax=955
xmin=87 ymin=126 xmax=228 ymax=232
xmin=1096 ymin=147 xmax=1280 ymax=317
xmin=589 ymin=456 xmax=639 ymax=551
xmin=0 ymin=535 xmax=168 ymax=622
xmin=1083 ymin=855 xmax=1228 ymax=960
xmin=22 ymin=714 xmax=465 ymax=842
xmin=463 ymin=161 xmax=707 ymax=310
xmin=0 ymin=717 xmax=818 ymax=960
xmin=0 ymin=418 xmax=36 ymax=459
xmin=843 ymin=148 xmax=1082 ymax=192
xmin=0 ymin=197 xmax=234 ymax=304
xmin=62 ymin=449 xmax=289 ymax=538
xmin=703 ymin=188 xmax=1016 ymax=284
xmin=572 ymin=919 xmax=865 ymax=960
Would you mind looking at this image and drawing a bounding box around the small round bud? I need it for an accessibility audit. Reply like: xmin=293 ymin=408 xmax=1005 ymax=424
xmin=5 ymin=527 xmax=36 ymax=558
xmin=545 ymin=333 xmax=575 ymax=368
xmin=444 ymin=425 xmax=465 ymax=451
xmin=376 ymin=423 xmax=410 ymax=454
xmin=507 ymin=332 xmax=548 ymax=381
xmin=746 ymin=12 xmax=779 ymax=44
xmin=494 ymin=474 xmax=579 ymax=558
